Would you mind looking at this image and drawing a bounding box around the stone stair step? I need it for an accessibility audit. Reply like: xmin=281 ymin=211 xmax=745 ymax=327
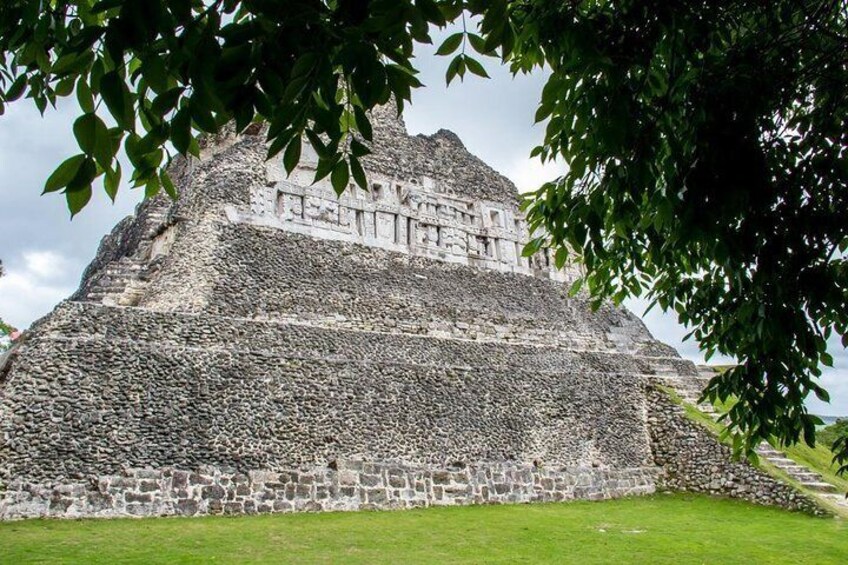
xmin=772 ymin=464 xmax=810 ymax=474
xmin=792 ymin=472 xmax=824 ymax=482
xmin=801 ymin=481 xmax=839 ymax=493
xmin=768 ymin=457 xmax=798 ymax=466
xmin=680 ymin=398 xmax=844 ymax=500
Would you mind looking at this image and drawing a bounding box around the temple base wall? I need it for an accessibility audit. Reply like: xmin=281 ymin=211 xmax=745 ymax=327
xmin=0 ymin=462 xmax=657 ymax=520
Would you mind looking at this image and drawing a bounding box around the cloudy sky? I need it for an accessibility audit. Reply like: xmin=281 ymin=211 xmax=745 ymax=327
xmin=1 ymin=31 xmax=846 ymax=416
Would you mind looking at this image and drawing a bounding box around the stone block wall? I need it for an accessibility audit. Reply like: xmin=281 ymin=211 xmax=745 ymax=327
xmin=647 ymin=388 xmax=827 ymax=516
xmin=137 ymin=221 xmax=672 ymax=360
xmin=1 ymin=108 xmax=828 ymax=521
xmin=1 ymin=461 xmax=657 ymax=521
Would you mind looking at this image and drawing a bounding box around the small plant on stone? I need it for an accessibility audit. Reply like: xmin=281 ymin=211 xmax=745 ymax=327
xmin=0 ymin=261 xmax=15 ymax=352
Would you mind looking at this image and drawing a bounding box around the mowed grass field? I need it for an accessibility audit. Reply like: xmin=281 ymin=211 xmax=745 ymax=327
xmin=1 ymin=494 xmax=846 ymax=564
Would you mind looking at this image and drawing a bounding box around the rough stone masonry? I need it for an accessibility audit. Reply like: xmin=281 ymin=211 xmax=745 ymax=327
xmin=0 ymin=106 xmax=825 ymax=519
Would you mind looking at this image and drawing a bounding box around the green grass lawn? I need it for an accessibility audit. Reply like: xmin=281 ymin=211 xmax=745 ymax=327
xmin=1 ymin=494 xmax=845 ymax=564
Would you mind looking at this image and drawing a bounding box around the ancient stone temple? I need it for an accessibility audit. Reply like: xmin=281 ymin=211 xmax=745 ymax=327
xmin=0 ymin=108 xmax=826 ymax=519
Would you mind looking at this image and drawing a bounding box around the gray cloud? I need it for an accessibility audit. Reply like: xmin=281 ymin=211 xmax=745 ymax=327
xmin=0 ymin=100 xmax=140 ymax=329
xmin=0 ymin=34 xmax=845 ymax=416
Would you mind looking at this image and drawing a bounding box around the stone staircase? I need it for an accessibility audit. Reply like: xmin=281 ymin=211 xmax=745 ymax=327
xmin=81 ymin=198 xmax=171 ymax=306
xmin=85 ymin=258 xmax=150 ymax=306
xmin=753 ymin=445 xmax=838 ymax=493
xmin=663 ymin=365 xmax=845 ymax=508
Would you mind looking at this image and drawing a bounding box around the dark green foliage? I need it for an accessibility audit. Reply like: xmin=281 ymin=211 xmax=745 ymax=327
xmin=1 ymin=1 xmax=846 ymax=474
xmin=0 ymin=0 xmax=464 ymax=213
xmin=511 ymin=0 xmax=848 ymax=474
xmin=820 ymin=420 xmax=848 ymax=453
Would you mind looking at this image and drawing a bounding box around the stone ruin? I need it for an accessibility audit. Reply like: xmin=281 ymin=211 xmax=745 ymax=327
xmin=0 ymin=107 xmax=827 ymax=519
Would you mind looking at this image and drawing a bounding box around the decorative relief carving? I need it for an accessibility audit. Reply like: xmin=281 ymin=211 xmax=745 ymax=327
xmin=247 ymin=152 xmax=579 ymax=282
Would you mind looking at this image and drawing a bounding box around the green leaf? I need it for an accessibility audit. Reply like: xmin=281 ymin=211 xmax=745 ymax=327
xmin=267 ymin=132 xmax=291 ymax=160
xmin=142 ymin=57 xmax=169 ymax=93
xmin=821 ymin=352 xmax=834 ymax=367
xmin=76 ymin=79 xmax=95 ymax=114
xmin=290 ymin=52 xmax=317 ymax=79
xmin=44 ymin=154 xmax=86 ymax=194
xmin=187 ymin=136 xmax=201 ymax=159
xmin=160 ymin=170 xmax=178 ymax=200
xmin=139 ymin=175 xmax=158 ymax=198
xmin=5 ymin=74 xmax=27 ymax=102
xmin=350 ymin=138 xmax=371 ymax=158
xmin=99 ymin=71 xmax=134 ymax=129
xmin=171 ymin=107 xmax=192 ymax=155
xmin=305 ymin=130 xmax=330 ymax=159
xmin=283 ymin=136 xmax=302 ymax=175
xmin=554 ymin=247 xmax=569 ymax=269
xmin=73 ymin=114 xmax=97 ymax=154
xmin=522 ymin=238 xmax=543 ymax=258
xmin=446 ymin=55 xmax=463 ymax=85
xmin=190 ymin=100 xmax=219 ymax=134
xmin=51 ymin=51 xmax=93 ymax=77
xmin=464 ymin=57 xmax=490 ymax=79
xmin=468 ymin=34 xmax=491 ymax=55
xmin=73 ymin=113 xmax=113 ymax=167
xmin=313 ymin=157 xmax=337 ymax=184
xmin=436 ymin=33 xmax=464 ymax=56
xmin=353 ymin=106 xmax=373 ymax=141
xmin=104 ymin=162 xmax=121 ymax=202
xmin=568 ymin=278 xmax=584 ymax=297
xmin=66 ymin=185 xmax=92 ymax=218
xmin=331 ymin=160 xmax=350 ymax=196
xmin=151 ymin=87 xmax=184 ymax=116
xmin=350 ymin=156 xmax=367 ymax=190
xmin=55 ymin=77 xmax=75 ymax=97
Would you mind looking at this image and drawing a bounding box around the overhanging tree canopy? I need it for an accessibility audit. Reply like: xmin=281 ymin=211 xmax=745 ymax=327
xmin=1 ymin=0 xmax=846 ymax=472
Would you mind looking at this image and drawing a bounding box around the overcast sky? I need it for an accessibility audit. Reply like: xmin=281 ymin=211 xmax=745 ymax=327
xmin=0 ymin=32 xmax=846 ymax=416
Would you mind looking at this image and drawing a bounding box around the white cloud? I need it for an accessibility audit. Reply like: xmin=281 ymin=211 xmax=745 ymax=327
xmin=20 ymin=250 xmax=73 ymax=281
xmin=505 ymin=155 xmax=567 ymax=194
xmin=0 ymin=251 xmax=76 ymax=329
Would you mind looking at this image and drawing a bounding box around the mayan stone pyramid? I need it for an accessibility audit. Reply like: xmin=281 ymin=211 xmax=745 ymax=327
xmin=0 ymin=108 xmax=824 ymax=519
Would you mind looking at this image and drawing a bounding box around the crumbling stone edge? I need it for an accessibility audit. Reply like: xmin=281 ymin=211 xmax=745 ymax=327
xmin=647 ymin=386 xmax=830 ymax=517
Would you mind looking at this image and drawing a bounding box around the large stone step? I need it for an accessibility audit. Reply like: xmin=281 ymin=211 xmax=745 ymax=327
xmin=85 ymin=256 xmax=153 ymax=305
xmin=793 ymin=471 xmax=825 ymax=483
xmin=756 ymin=446 xmax=785 ymax=458
xmin=802 ymin=481 xmax=839 ymax=493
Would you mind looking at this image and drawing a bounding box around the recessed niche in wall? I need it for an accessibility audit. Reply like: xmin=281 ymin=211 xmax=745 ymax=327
xmin=490 ymin=210 xmax=503 ymax=228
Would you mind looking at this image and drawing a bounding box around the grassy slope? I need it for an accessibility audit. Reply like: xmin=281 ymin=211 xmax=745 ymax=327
xmin=781 ymin=440 xmax=848 ymax=493
xmin=694 ymin=370 xmax=848 ymax=491
xmin=700 ymin=393 xmax=848 ymax=492
xmin=0 ymin=495 xmax=846 ymax=564
xmin=667 ymin=387 xmax=848 ymax=515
